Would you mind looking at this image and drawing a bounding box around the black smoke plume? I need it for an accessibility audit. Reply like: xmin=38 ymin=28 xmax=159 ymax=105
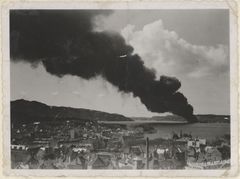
xmin=10 ymin=10 xmax=197 ymax=122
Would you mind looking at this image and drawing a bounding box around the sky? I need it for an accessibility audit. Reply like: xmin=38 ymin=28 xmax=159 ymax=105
xmin=11 ymin=10 xmax=230 ymax=117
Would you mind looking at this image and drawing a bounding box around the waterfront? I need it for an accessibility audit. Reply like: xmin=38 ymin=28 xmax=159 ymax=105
xmin=102 ymin=121 xmax=230 ymax=140
xmin=143 ymin=123 xmax=230 ymax=140
xmin=11 ymin=119 xmax=230 ymax=170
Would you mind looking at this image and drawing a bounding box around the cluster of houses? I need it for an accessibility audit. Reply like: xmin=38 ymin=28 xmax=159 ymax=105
xmin=11 ymin=121 xmax=230 ymax=169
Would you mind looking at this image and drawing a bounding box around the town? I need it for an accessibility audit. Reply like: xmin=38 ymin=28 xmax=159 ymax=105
xmin=11 ymin=120 xmax=230 ymax=170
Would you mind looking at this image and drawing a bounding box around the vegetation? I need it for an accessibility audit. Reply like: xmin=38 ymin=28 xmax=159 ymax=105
xmin=11 ymin=99 xmax=133 ymax=126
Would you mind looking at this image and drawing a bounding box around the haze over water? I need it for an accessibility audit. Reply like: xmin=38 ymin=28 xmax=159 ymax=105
xmin=142 ymin=123 xmax=230 ymax=140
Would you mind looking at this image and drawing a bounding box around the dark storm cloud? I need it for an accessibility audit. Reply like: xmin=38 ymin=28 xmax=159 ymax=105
xmin=10 ymin=10 xmax=197 ymax=122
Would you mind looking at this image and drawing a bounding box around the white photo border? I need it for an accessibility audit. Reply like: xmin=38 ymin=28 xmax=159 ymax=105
xmin=1 ymin=0 xmax=238 ymax=177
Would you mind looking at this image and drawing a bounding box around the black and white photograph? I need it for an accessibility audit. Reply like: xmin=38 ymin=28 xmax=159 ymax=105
xmin=2 ymin=1 xmax=238 ymax=177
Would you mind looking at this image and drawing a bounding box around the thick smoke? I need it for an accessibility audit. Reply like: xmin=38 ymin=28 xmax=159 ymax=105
xmin=10 ymin=10 xmax=197 ymax=122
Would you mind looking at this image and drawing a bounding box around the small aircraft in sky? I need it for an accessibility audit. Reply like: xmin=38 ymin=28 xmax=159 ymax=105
xmin=119 ymin=54 xmax=127 ymax=58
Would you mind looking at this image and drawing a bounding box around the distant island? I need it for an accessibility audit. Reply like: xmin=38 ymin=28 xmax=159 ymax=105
xmin=11 ymin=99 xmax=230 ymax=125
xmin=132 ymin=114 xmax=230 ymax=123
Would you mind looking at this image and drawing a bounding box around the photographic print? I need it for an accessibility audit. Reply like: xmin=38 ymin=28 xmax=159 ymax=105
xmin=2 ymin=1 xmax=238 ymax=177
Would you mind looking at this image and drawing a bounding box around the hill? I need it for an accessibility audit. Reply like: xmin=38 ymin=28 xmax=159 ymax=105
xmin=11 ymin=99 xmax=133 ymax=125
xmin=132 ymin=115 xmax=187 ymax=122
xmin=196 ymin=114 xmax=230 ymax=123
xmin=132 ymin=114 xmax=230 ymax=123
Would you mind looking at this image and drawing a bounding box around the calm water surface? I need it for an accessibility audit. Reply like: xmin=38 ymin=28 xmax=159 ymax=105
xmin=101 ymin=121 xmax=230 ymax=140
xmin=143 ymin=123 xmax=230 ymax=140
